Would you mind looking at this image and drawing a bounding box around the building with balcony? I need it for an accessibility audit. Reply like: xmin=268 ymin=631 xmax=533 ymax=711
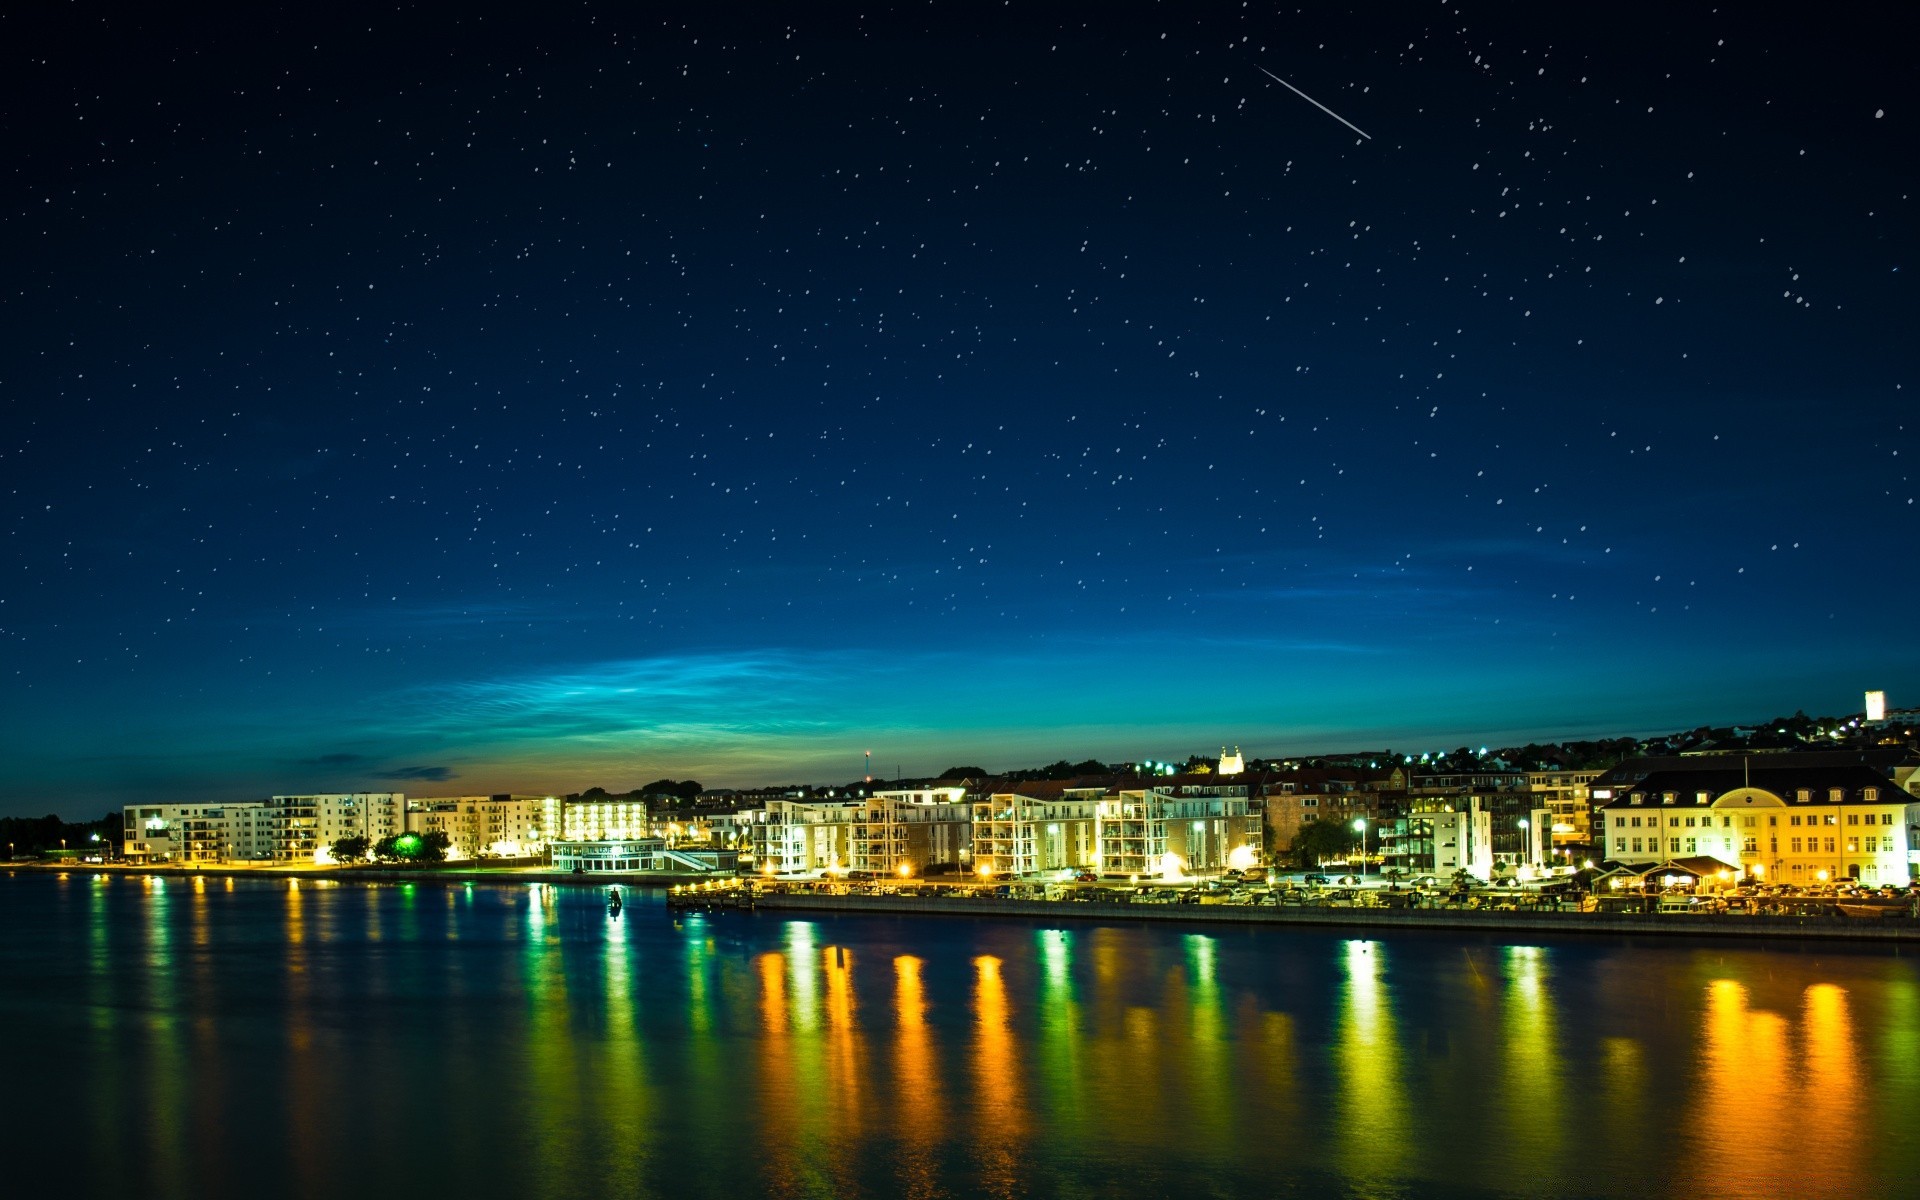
xmin=1378 ymin=796 xmax=1495 ymax=880
xmin=1096 ymin=787 xmax=1263 ymax=877
xmin=745 ymin=798 xmax=867 ymax=875
xmin=1527 ymin=770 xmax=1605 ymax=849
xmin=269 ymin=794 xmax=407 ymax=862
xmin=405 ymin=795 xmax=544 ymax=859
xmin=970 ymin=785 xmax=1102 ymax=876
xmin=122 ymin=802 xmax=274 ymax=862
xmin=855 ymin=788 xmax=973 ymax=876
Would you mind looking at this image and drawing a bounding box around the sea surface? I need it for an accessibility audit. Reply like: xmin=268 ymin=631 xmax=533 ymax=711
xmin=3 ymin=871 xmax=1916 ymax=1199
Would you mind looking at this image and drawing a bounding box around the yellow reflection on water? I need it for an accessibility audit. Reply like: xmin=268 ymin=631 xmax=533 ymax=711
xmin=1496 ymin=946 xmax=1563 ymax=1170
xmin=973 ymin=955 xmax=1027 ymax=1198
xmin=754 ymin=928 xmax=831 ymax=1198
xmin=1596 ymin=1036 xmax=1648 ymax=1167
xmin=1332 ymin=940 xmax=1407 ymax=1183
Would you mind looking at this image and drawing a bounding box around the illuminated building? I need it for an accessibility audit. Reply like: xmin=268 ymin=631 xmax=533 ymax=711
xmin=269 ymin=794 xmax=406 ymax=862
xmin=1095 ymin=787 xmax=1263 ymax=877
xmin=745 ymin=798 xmax=866 ymax=875
xmin=1526 ymin=770 xmax=1604 ymax=849
xmin=404 ymin=795 xmax=544 ymax=858
xmin=1594 ymin=764 xmax=1919 ymax=883
xmin=553 ymin=796 xmax=650 ymax=842
xmin=121 ymin=802 xmax=274 ymax=863
xmin=1378 ymin=796 xmax=1495 ymax=880
xmin=1866 ymin=690 xmax=1887 ymax=722
xmin=550 ymin=838 xmax=667 ymax=872
xmin=970 ymin=785 xmax=1102 ymax=876
xmin=742 ymin=790 xmax=970 ymax=876
xmin=855 ymin=789 xmax=973 ymax=875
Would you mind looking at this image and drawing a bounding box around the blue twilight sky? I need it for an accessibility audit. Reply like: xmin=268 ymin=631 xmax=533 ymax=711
xmin=2 ymin=2 xmax=1914 ymax=813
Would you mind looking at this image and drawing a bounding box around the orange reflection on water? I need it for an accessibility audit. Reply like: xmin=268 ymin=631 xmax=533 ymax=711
xmin=282 ymin=879 xmax=323 ymax=1196
xmin=893 ymin=956 xmax=944 ymax=1200
xmin=1693 ymin=980 xmax=1789 ymax=1193
xmin=1799 ymin=983 xmax=1863 ymax=1189
xmin=972 ymin=955 xmax=1027 ymax=1199
xmin=754 ymin=950 xmax=812 ymax=1198
xmin=823 ymin=945 xmax=866 ymax=1144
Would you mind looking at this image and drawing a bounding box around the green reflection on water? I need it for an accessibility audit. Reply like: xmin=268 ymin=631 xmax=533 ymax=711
xmin=1181 ymin=933 xmax=1230 ymax=1146
xmin=1333 ymin=939 xmax=1407 ymax=1184
xmin=522 ymin=885 xmax=581 ymax=1200
xmin=598 ymin=905 xmax=654 ymax=1192
xmin=1034 ymin=929 xmax=1084 ymax=1141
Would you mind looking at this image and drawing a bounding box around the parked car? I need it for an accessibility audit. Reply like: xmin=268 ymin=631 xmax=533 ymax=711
xmin=1333 ymin=875 xmax=1363 ymax=887
xmin=1074 ymin=871 xmax=1099 ymax=883
xmin=1304 ymin=873 xmax=1331 ymax=886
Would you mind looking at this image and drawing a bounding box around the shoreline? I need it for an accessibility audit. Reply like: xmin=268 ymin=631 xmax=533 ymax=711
xmin=752 ymin=890 xmax=1920 ymax=943
xmin=4 ymin=862 xmax=713 ymax=887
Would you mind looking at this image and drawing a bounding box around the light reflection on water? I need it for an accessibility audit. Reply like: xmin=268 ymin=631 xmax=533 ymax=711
xmin=6 ymin=872 xmax=1919 ymax=1200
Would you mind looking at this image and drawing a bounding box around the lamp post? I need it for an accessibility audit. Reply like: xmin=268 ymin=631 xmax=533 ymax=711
xmin=1517 ymin=818 xmax=1530 ymax=871
xmin=1352 ymin=817 xmax=1368 ymax=877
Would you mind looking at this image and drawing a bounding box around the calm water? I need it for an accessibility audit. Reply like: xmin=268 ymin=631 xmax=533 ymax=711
xmin=4 ymin=872 xmax=1917 ymax=1199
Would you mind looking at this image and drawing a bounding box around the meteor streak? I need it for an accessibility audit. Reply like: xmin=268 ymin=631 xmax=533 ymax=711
xmin=1257 ymin=66 xmax=1372 ymax=140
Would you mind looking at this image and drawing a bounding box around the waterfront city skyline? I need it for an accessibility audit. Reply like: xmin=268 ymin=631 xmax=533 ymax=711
xmin=4 ymin=2 xmax=1914 ymax=813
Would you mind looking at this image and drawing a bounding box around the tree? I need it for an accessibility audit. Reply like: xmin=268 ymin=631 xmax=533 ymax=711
xmin=938 ymin=766 xmax=987 ymax=780
xmin=371 ymin=831 xmax=449 ymax=863
xmin=329 ymin=836 xmax=370 ymax=864
xmin=1291 ymin=820 xmax=1356 ymax=865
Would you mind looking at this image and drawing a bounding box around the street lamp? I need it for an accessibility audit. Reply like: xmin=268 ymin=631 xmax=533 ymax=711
xmin=1352 ymin=817 xmax=1368 ymax=877
xmin=1517 ymin=818 xmax=1530 ymax=870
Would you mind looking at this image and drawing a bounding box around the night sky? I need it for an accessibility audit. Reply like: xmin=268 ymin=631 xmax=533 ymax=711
xmin=4 ymin=2 xmax=1913 ymax=812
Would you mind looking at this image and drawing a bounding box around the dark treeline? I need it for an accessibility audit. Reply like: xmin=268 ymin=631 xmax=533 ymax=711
xmin=2 ymin=811 xmax=120 ymax=857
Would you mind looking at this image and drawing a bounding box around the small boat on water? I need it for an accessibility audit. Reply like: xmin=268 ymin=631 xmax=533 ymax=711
xmin=607 ymin=887 xmax=623 ymax=914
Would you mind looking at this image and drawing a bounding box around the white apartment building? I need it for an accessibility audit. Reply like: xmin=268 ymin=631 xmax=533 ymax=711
xmin=1596 ymin=767 xmax=1919 ymax=884
xmin=855 ymin=788 xmax=973 ymax=875
xmin=1380 ymin=796 xmax=1496 ymax=880
xmin=122 ymin=802 xmax=274 ymax=863
xmin=405 ymin=795 xmax=543 ymax=859
xmin=1096 ymin=788 xmax=1263 ymax=877
xmin=970 ymin=787 xmax=1102 ymax=876
xmin=745 ymin=798 xmax=866 ymax=874
xmin=270 ymin=794 xmax=407 ymax=862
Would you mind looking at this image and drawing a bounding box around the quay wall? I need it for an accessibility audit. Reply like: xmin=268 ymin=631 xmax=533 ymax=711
xmin=754 ymin=891 xmax=1920 ymax=943
xmin=6 ymin=862 xmax=720 ymax=887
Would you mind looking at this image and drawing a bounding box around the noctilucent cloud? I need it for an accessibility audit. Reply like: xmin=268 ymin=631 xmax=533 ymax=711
xmin=4 ymin=3 xmax=1913 ymax=811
